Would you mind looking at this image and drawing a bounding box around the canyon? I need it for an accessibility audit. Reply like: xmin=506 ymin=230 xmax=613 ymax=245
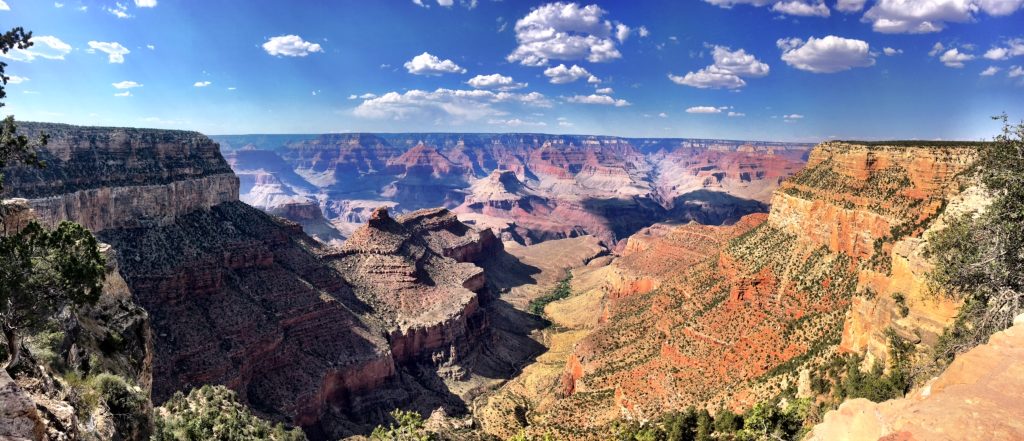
xmin=216 ymin=133 xmax=811 ymax=247
xmin=2 ymin=123 xmax=1020 ymax=441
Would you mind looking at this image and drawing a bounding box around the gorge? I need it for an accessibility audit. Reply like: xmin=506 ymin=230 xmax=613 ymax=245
xmin=1 ymin=122 xmax=1022 ymax=441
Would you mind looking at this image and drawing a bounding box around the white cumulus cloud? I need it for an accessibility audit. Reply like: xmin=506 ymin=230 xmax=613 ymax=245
xmin=566 ymin=94 xmax=630 ymax=106
xmin=938 ymin=48 xmax=974 ymax=67
xmin=983 ymin=39 xmax=1024 ymax=60
xmin=194 ymin=81 xmax=212 ymax=87
xmin=114 ymin=91 xmax=132 ymax=97
xmin=1009 ymin=65 xmax=1024 ymax=78
xmin=404 ymin=52 xmax=466 ymax=75
xmin=262 ymin=35 xmax=323 ymax=57
xmin=543 ymin=64 xmax=595 ymax=84
xmin=979 ymin=66 xmax=1001 ymax=76
xmin=668 ymin=45 xmax=769 ymax=89
xmin=135 ymin=0 xmax=157 ymax=7
xmin=778 ymin=35 xmax=875 ymax=73
xmin=6 ymin=75 xmax=28 ymax=84
xmin=0 ymin=35 xmax=72 ymax=62
xmin=836 ymin=0 xmax=867 ymax=12
xmin=863 ymin=0 xmax=1024 ymax=34
xmin=728 ymin=111 xmax=746 ymax=117
xmin=595 ymin=87 xmax=614 ymax=94
xmin=883 ymin=47 xmax=903 ymax=56
xmin=112 ymin=80 xmax=142 ymax=89
xmin=467 ymin=73 xmax=526 ymax=90
xmin=88 ymin=41 xmax=130 ymax=63
xmin=507 ymin=2 xmax=625 ymax=66
xmin=772 ymin=0 xmax=830 ymax=16
xmin=704 ymin=0 xmax=831 ymax=16
xmin=354 ymin=88 xmax=551 ymax=122
xmin=686 ymin=106 xmax=723 ymax=114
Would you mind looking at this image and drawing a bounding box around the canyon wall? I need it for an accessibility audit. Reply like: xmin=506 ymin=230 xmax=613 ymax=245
xmin=1 ymin=123 xmax=532 ymax=439
xmin=213 ymin=133 xmax=812 ymax=245
xmin=495 ymin=141 xmax=981 ymax=438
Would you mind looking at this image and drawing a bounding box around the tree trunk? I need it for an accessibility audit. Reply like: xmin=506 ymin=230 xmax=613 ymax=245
xmin=3 ymin=324 xmax=20 ymax=371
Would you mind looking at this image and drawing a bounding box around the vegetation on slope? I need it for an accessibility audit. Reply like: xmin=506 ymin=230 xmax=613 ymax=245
xmin=927 ymin=116 xmax=1024 ymax=363
xmin=528 ymin=272 xmax=573 ymax=317
xmin=153 ymin=385 xmax=306 ymax=441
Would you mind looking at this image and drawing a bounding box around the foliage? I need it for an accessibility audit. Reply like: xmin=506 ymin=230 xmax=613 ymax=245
xmin=0 ymin=27 xmax=45 ymax=194
xmin=0 ymin=220 xmax=106 ymax=369
xmin=891 ymin=292 xmax=909 ymax=318
xmin=528 ymin=272 xmax=573 ymax=316
xmin=370 ymin=409 xmax=435 ymax=441
xmin=152 ymin=384 xmax=305 ymax=441
xmin=926 ymin=115 xmax=1024 ymax=363
xmin=610 ymin=399 xmax=809 ymax=441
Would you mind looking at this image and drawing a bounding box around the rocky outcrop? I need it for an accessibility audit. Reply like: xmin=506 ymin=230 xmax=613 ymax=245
xmin=2 ymin=123 xmax=238 ymax=232
xmin=806 ymin=314 xmax=1024 ymax=441
xmin=0 ymin=370 xmax=45 ymax=441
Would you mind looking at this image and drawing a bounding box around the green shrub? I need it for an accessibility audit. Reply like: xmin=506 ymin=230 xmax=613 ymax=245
xmin=370 ymin=409 xmax=434 ymax=441
xmin=152 ymin=385 xmax=305 ymax=441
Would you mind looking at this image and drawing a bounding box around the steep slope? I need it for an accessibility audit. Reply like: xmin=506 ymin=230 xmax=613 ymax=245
xmin=1 ymin=123 xmax=538 ymax=440
xmin=806 ymin=314 xmax=1024 ymax=441
xmin=487 ymin=141 xmax=978 ymax=438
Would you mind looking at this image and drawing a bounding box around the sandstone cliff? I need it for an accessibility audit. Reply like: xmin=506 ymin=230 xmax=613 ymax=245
xmin=806 ymin=313 xmax=1024 ymax=441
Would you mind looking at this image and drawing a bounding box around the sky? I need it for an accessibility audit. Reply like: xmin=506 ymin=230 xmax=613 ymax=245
xmin=1 ymin=0 xmax=1022 ymax=142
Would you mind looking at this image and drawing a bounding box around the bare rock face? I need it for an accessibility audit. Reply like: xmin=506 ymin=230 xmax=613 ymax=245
xmin=806 ymin=314 xmax=1024 ymax=441
xmin=2 ymin=123 xmax=238 ymax=232
xmin=0 ymin=370 xmax=45 ymax=441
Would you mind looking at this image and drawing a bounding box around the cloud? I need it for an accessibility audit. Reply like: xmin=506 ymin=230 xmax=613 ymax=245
xmin=1009 ymin=65 xmax=1023 ymax=78
xmin=107 ymin=2 xmax=132 ymax=18
xmin=146 ymin=44 xmax=155 ymax=50
xmin=686 ymin=106 xmax=722 ymax=114
xmin=616 ymin=24 xmax=631 ymax=42
xmin=883 ymin=47 xmax=903 ymax=56
xmin=135 ymin=0 xmax=157 ymax=7
xmin=983 ymin=39 xmax=1024 ymax=60
xmin=928 ymin=42 xmax=945 ymax=56
xmin=262 ymin=35 xmax=323 ymax=57
xmin=112 ymin=80 xmax=142 ymax=89
xmin=114 ymin=91 xmax=132 ymax=97
xmin=348 ymin=93 xmax=378 ymax=100
xmin=0 ymin=35 xmax=72 ymax=61
xmin=771 ymin=0 xmax=830 ymax=16
xmin=658 ymin=112 xmax=668 ymax=117
xmin=488 ymin=118 xmax=547 ymax=127
xmin=778 ymin=35 xmax=875 ymax=73
xmin=467 ymin=73 xmax=527 ymax=90
xmin=194 ymin=81 xmax=212 ymax=87
xmin=404 ymin=52 xmax=466 ymax=75
xmin=638 ymin=26 xmax=650 ymax=37
xmin=54 ymin=2 xmax=63 ymax=8
xmin=566 ymin=94 xmax=630 ymax=106
xmin=979 ymin=66 xmax=1001 ymax=76
xmin=6 ymin=75 xmax=28 ymax=84
xmin=595 ymin=87 xmax=614 ymax=94
xmin=354 ymin=88 xmax=551 ymax=122
xmin=227 ymin=87 xmax=237 ymax=91
xmin=938 ymin=48 xmax=974 ymax=67
xmin=668 ymin=45 xmax=769 ymax=89
xmin=784 ymin=113 xmax=804 ymax=119
xmin=863 ymin=0 xmax=1024 ymax=34
xmin=543 ymin=64 xmax=595 ymax=84
xmin=835 ymin=0 xmax=867 ymax=12
xmin=728 ymin=111 xmax=746 ymax=117
xmin=88 ymin=41 xmax=130 ymax=63
xmin=703 ymin=0 xmax=831 ymax=16
xmin=507 ymin=2 xmax=624 ymax=66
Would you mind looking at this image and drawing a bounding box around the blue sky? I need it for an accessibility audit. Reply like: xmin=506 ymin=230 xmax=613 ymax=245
xmin=2 ymin=0 xmax=1022 ymax=141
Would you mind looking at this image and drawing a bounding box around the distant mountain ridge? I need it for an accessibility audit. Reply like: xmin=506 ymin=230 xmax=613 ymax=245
xmin=215 ymin=132 xmax=813 ymax=246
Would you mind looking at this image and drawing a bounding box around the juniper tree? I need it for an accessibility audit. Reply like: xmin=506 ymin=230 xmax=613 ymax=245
xmin=0 ymin=27 xmax=105 ymax=371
